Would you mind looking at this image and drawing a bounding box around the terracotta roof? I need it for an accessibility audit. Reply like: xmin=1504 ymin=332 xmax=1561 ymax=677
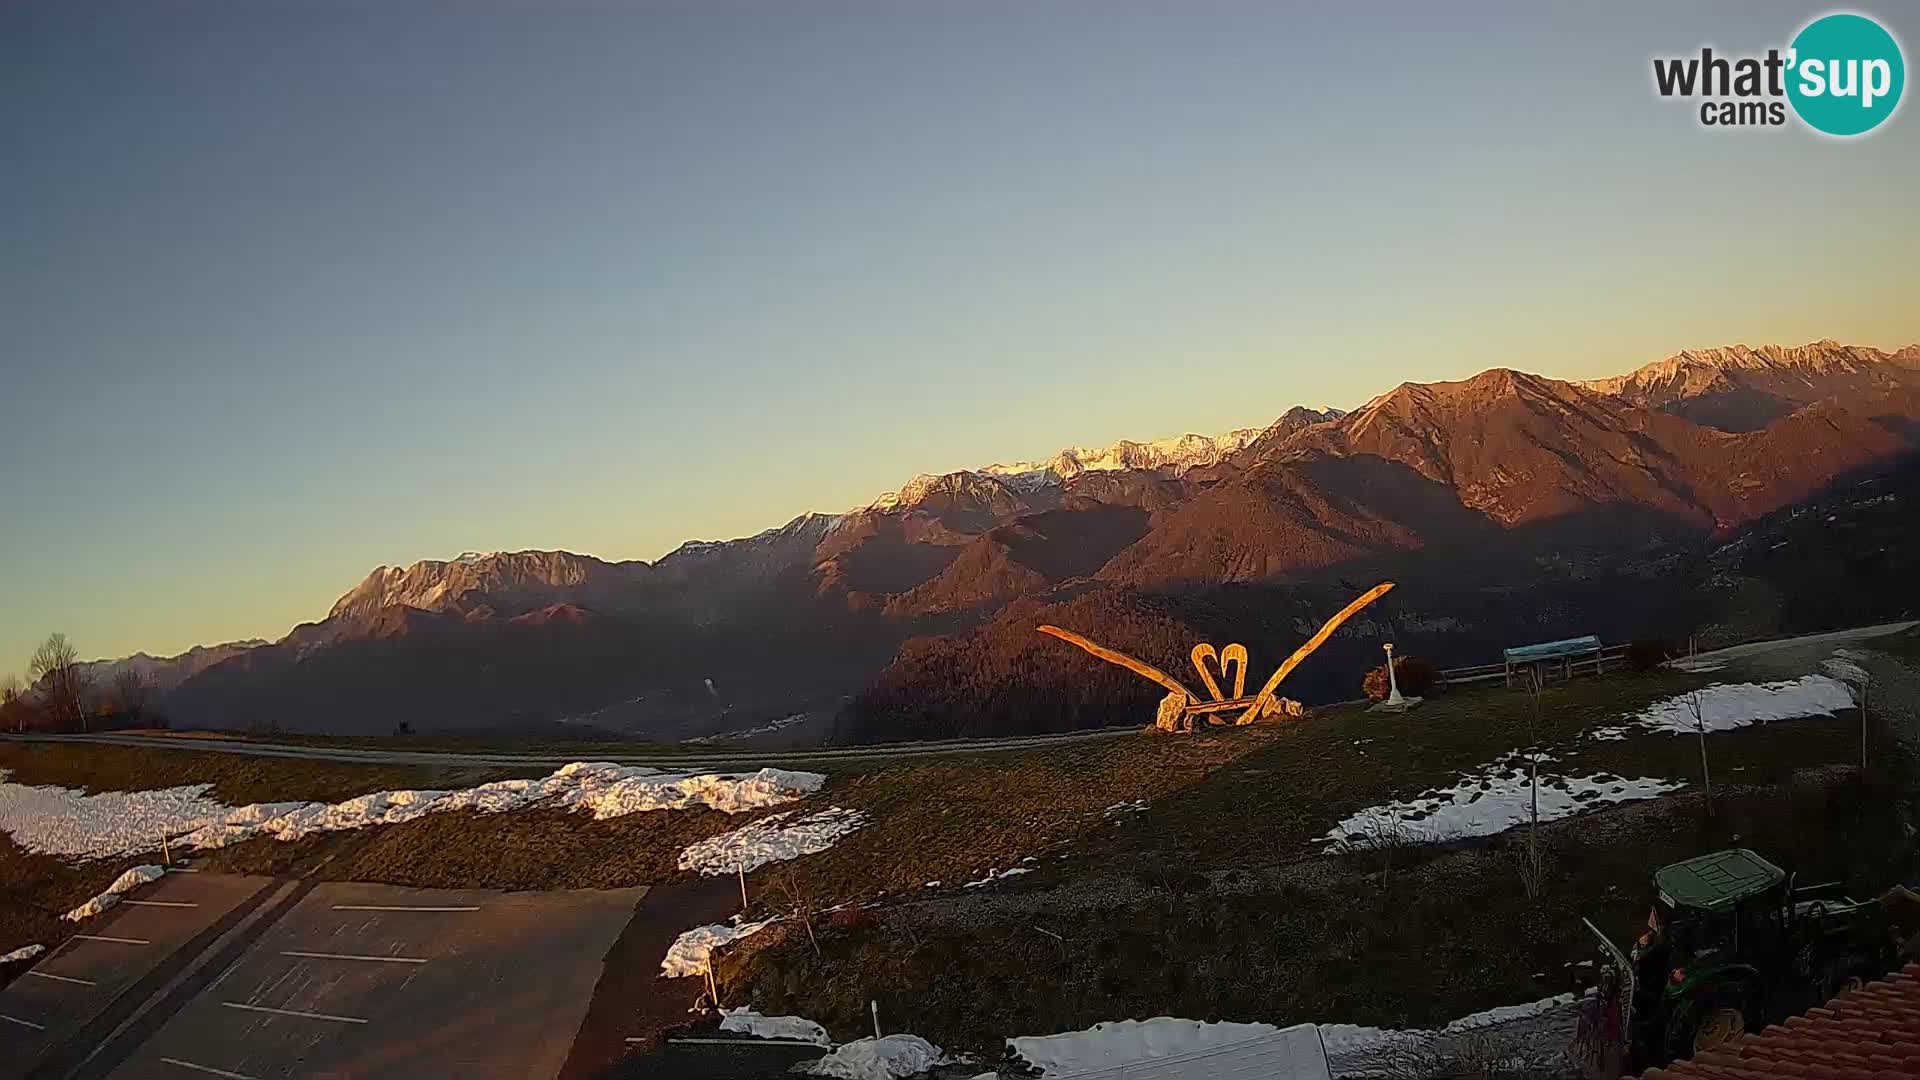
xmin=1640 ymin=963 xmax=1920 ymax=1079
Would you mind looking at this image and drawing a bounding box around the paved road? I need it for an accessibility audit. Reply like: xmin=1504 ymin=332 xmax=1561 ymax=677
xmin=5 ymin=873 xmax=649 ymax=1080
xmin=1670 ymin=620 xmax=1916 ymax=669
xmin=0 ymin=726 xmax=1137 ymax=771
xmin=0 ymin=874 xmax=276 ymax=1080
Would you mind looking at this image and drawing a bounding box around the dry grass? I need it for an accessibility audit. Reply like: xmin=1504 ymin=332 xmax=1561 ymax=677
xmin=0 ymin=741 xmax=534 ymax=805
xmin=726 ymin=770 xmax=1904 ymax=1052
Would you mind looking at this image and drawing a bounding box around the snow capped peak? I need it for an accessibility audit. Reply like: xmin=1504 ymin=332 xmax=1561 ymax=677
xmin=1578 ymin=340 xmax=1910 ymax=394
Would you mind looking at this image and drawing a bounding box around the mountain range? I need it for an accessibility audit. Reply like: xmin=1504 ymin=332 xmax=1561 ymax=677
xmin=81 ymin=340 xmax=1920 ymax=741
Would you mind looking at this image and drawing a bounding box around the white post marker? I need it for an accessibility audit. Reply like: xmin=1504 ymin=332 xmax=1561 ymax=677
xmin=870 ymin=999 xmax=881 ymax=1041
xmin=1383 ymin=643 xmax=1405 ymax=707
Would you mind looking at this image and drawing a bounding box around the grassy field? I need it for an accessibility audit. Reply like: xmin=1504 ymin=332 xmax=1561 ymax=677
xmin=3 ymin=656 xmax=1901 ymax=1052
xmin=718 ymin=665 xmax=1908 ymax=1051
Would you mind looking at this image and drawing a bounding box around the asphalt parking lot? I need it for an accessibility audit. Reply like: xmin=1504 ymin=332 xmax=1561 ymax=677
xmin=0 ymin=873 xmax=275 ymax=1080
xmin=102 ymin=881 xmax=645 ymax=1080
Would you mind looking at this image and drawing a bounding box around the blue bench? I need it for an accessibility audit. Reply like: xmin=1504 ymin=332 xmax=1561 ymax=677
xmin=1503 ymin=635 xmax=1603 ymax=686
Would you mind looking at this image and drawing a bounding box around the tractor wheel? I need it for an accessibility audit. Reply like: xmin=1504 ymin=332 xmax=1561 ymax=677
xmin=1691 ymin=1007 xmax=1747 ymax=1054
xmin=1667 ymin=987 xmax=1757 ymax=1060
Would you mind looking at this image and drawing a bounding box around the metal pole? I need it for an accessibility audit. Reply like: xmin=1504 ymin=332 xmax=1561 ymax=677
xmin=738 ymin=863 xmax=749 ymax=912
xmin=870 ymin=999 xmax=882 ymax=1040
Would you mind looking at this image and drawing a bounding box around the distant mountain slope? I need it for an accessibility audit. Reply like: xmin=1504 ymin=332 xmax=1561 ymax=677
xmin=72 ymin=640 xmax=269 ymax=696
xmin=1577 ymin=340 xmax=1920 ymax=432
xmin=144 ymin=340 xmax=1919 ymax=740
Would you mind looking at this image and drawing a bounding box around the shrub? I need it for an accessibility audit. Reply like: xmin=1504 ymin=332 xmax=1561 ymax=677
xmin=1623 ymin=640 xmax=1677 ymax=672
xmin=1362 ymin=656 xmax=1440 ymax=701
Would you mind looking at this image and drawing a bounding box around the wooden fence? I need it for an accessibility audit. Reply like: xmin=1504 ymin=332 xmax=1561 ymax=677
xmin=1439 ymin=643 xmax=1632 ymax=688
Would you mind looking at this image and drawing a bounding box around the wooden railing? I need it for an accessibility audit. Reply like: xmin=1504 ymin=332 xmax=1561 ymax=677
xmin=1439 ymin=643 xmax=1632 ymax=687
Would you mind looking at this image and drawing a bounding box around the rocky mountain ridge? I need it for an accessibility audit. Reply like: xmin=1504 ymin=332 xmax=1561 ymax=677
xmin=84 ymin=339 xmax=1920 ymax=741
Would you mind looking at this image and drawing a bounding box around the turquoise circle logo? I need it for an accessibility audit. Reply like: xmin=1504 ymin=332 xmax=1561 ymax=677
xmin=1786 ymin=13 xmax=1905 ymax=135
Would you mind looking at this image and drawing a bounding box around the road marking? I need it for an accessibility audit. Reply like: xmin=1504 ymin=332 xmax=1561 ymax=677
xmin=124 ymin=899 xmax=198 ymax=908
xmin=25 ymin=970 xmax=95 ymax=986
xmin=331 ymin=904 xmax=479 ymax=912
xmin=223 ymin=1001 xmax=369 ymax=1024
xmin=160 ymin=1058 xmax=262 ymax=1080
xmin=281 ymin=950 xmax=428 ymax=964
xmin=0 ymin=1013 xmax=46 ymax=1031
xmin=71 ymin=934 xmax=149 ymax=945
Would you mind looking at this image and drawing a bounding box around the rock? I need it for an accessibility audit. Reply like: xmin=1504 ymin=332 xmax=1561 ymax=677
xmin=1155 ymin=692 xmax=1188 ymax=732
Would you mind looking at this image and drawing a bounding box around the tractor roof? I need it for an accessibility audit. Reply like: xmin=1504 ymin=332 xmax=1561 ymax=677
xmin=1655 ymin=849 xmax=1786 ymax=911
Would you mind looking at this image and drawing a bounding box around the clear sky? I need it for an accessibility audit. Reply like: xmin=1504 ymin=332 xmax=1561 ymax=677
xmin=3 ymin=1 xmax=1918 ymax=672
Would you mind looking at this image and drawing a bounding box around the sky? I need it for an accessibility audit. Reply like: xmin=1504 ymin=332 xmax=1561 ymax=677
xmin=3 ymin=1 xmax=1918 ymax=672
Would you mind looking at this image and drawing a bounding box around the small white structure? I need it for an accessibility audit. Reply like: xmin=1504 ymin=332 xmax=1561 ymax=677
xmin=1369 ymin=642 xmax=1423 ymax=713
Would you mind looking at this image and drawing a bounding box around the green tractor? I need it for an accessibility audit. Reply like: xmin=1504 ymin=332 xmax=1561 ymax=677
xmin=1573 ymin=849 xmax=1913 ymax=1076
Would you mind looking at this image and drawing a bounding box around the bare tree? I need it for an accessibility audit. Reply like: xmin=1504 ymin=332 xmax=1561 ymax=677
xmin=29 ymin=633 xmax=90 ymax=732
xmin=1 ymin=674 xmax=22 ymax=734
xmin=107 ymin=670 xmax=151 ymax=723
xmin=1517 ymin=668 xmax=1551 ymax=900
xmin=769 ymin=866 xmax=823 ymax=958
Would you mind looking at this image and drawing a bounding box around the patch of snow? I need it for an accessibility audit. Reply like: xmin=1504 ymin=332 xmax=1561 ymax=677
xmin=1101 ymin=800 xmax=1149 ymax=818
xmin=718 ymin=1005 xmax=831 ymax=1045
xmin=806 ymin=1034 xmax=948 ymax=1080
xmin=1011 ymin=1017 xmax=1283 ymax=1076
xmin=684 ymin=712 xmax=814 ymax=744
xmin=678 ymin=807 xmax=869 ymax=876
xmin=659 ymin=917 xmax=779 ymax=978
xmin=1589 ymin=676 xmax=1854 ymax=740
xmin=1 ymin=762 xmax=825 ymax=861
xmin=63 ymin=864 xmax=166 ymax=921
xmin=962 ymin=866 xmax=1033 ymax=889
xmin=1325 ymin=751 xmax=1682 ymax=850
xmin=1 ymin=944 xmax=45 ymax=964
xmin=1320 ymin=993 xmax=1579 ymax=1077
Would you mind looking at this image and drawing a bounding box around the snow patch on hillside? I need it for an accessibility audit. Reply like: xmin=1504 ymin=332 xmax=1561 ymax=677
xmin=1 ymin=944 xmax=45 ymax=965
xmin=660 ymin=917 xmax=779 ymax=978
xmin=1 ymin=763 xmax=824 ymax=861
xmin=1589 ymin=675 xmax=1854 ymax=740
xmin=719 ymin=1006 xmax=831 ymax=1045
xmin=63 ymin=865 xmax=166 ymax=921
xmin=679 ymin=807 xmax=870 ymax=875
xmin=806 ymin=1035 xmax=948 ymax=1080
xmin=1324 ymin=752 xmax=1682 ymax=850
xmin=1010 ymin=1017 xmax=1286 ymax=1076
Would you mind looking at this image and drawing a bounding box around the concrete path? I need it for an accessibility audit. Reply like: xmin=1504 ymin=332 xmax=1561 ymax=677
xmin=0 ymin=874 xmax=275 ymax=1080
xmin=101 ymin=882 xmax=643 ymax=1080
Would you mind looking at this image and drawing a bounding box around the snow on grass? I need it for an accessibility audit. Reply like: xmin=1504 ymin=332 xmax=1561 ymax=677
xmin=63 ymin=864 xmax=166 ymax=921
xmin=1010 ymin=1017 xmax=1286 ymax=1076
xmin=1320 ymin=992 xmax=1579 ymax=1076
xmin=719 ymin=1006 xmax=830 ymax=1045
xmin=1324 ymin=750 xmax=1682 ymax=850
xmin=805 ymin=1035 xmax=948 ymax=1080
xmin=1588 ymin=675 xmax=1854 ymax=740
xmin=659 ymin=916 xmax=779 ymax=978
xmin=0 ymin=762 xmax=825 ymax=861
xmin=1 ymin=944 xmax=45 ymax=965
xmin=0 ymin=774 xmax=246 ymax=861
xmin=962 ymin=866 xmax=1033 ymax=889
xmin=678 ymin=807 xmax=869 ymax=876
